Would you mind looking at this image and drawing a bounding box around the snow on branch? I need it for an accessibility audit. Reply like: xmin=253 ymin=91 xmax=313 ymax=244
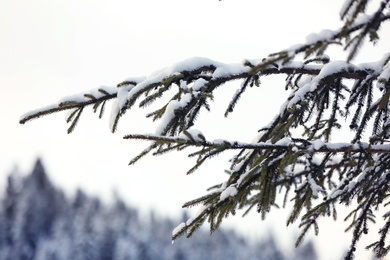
xmin=19 ymin=55 xmax=382 ymax=135
xmin=20 ymin=86 xmax=117 ymax=133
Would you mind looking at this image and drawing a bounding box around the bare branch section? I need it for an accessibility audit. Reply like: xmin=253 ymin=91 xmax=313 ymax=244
xmin=19 ymin=1 xmax=390 ymax=259
xmin=124 ymin=133 xmax=390 ymax=154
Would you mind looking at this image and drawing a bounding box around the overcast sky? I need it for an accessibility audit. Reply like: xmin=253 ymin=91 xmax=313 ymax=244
xmin=1 ymin=1 xmax=389 ymax=259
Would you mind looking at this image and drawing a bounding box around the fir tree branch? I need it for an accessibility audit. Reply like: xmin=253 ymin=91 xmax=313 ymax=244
xmin=19 ymin=90 xmax=117 ymax=124
xmin=18 ymin=2 xmax=390 ymax=258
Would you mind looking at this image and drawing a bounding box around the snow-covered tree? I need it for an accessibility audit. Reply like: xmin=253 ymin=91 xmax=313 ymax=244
xmin=20 ymin=1 xmax=390 ymax=259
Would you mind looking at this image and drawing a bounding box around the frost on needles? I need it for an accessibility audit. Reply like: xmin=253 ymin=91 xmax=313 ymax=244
xmin=19 ymin=1 xmax=390 ymax=259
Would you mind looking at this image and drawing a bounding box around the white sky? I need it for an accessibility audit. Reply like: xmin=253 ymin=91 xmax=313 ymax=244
xmin=1 ymin=0 xmax=389 ymax=259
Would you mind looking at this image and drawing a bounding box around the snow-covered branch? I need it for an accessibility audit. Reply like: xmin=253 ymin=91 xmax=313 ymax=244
xmin=19 ymin=1 xmax=390 ymax=259
xmin=124 ymin=133 xmax=390 ymax=154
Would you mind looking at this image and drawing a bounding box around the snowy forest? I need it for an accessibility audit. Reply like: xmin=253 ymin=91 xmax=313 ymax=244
xmin=0 ymin=159 xmax=317 ymax=260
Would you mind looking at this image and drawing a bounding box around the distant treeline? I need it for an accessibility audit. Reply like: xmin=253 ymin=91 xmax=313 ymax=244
xmin=0 ymin=159 xmax=317 ymax=260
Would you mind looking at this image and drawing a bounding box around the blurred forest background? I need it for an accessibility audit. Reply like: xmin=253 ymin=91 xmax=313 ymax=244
xmin=0 ymin=159 xmax=318 ymax=260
